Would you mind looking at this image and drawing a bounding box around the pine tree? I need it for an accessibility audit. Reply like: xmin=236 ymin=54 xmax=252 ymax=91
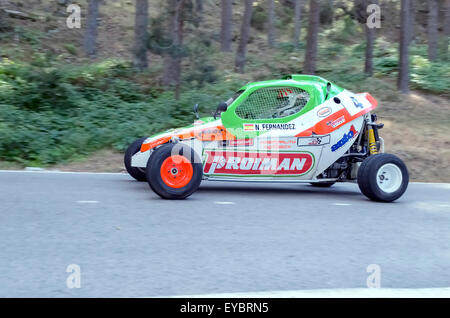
xmin=427 ymin=0 xmax=439 ymax=61
xmin=304 ymin=0 xmax=320 ymax=75
xmin=398 ymin=0 xmax=411 ymax=93
xmin=293 ymin=0 xmax=302 ymax=48
xmin=235 ymin=0 xmax=253 ymax=73
xmin=267 ymin=0 xmax=276 ymax=47
xmin=83 ymin=0 xmax=100 ymax=58
xmin=162 ymin=0 xmax=185 ymax=99
xmin=133 ymin=0 xmax=149 ymax=70
xmin=220 ymin=0 xmax=233 ymax=52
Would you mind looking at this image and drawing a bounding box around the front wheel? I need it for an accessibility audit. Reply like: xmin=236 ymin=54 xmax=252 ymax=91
xmin=357 ymin=153 xmax=409 ymax=202
xmin=146 ymin=143 xmax=203 ymax=200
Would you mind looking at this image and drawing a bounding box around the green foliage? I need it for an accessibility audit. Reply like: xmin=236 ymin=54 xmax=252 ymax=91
xmin=148 ymin=16 xmax=179 ymax=56
xmin=319 ymin=1 xmax=334 ymax=25
xmin=0 ymin=58 xmax=236 ymax=165
xmin=410 ymin=57 xmax=450 ymax=94
xmin=4 ymin=26 xmax=47 ymax=46
xmin=183 ymin=34 xmax=218 ymax=87
xmin=374 ymin=56 xmax=398 ymax=74
xmin=278 ymin=41 xmax=304 ymax=53
xmin=64 ymin=44 xmax=78 ymax=56
xmin=323 ymin=17 xmax=359 ymax=44
xmin=251 ymin=5 xmax=267 ymax=32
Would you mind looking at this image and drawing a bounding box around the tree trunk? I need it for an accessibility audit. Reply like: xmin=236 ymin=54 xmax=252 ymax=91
xmin=267 ymin=0 xmax=276 ymax=47
xmin=364 ymin=0 xmax=377 ymax=76
xmin=83 ymin=0 xmax=100 ymax=58
xmin=293 ymin=0 xmax=302 ymax=48
xmin=162 ymin=0 xmax=185 ymax=100
xmin=443 ymin=0 xmax=450 ymax=59
xmin=133 ymin=0 xmax=149 ymax=71
xmin=196 ymin=0 xmax=203 ymax=15
xmin=220 ymin=0 xmax=232 ymax=52
xmin=0 ymin=6 xmax=12 ymax=32
xmin=398 ymin=0 xmax=411 ymax=94
xmin=193 ymin=0 xmax=203 ymax=26
xmin=196 ymin=0 xmax=203 ymax=13
xmin=364 ymin=23 xmax=375 ymax=76
xmin=0 ymin=8 xmax=8 ymax=60
xmin=304 ymin=0 xmax=320 ymax=75
xmin=427 ymin=0 xmax=439 ymax=61
xmin=409 ymin=0 xmax=415 ymax=43
xmin=235 ymin=0 xmax=253 ymax=73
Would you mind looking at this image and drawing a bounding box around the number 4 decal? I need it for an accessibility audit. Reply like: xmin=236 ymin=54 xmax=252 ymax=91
xmin=351 ymin=96 xmax=364 ymax=109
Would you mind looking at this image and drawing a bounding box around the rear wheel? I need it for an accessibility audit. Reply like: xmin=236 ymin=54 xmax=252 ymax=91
xmin=124 ymin=137 xmax=147 ymax=181
xmin=357 ymin=153 xmax=409 ymax=202
xmin=146 ymin=143 xmax=203 ymax=199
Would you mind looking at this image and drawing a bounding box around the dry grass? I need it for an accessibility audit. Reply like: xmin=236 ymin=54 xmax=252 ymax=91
xmin=51 ymin=149 xmax=126 ymax=173
xmin=379 ymin=92 xmax=450 ymax=182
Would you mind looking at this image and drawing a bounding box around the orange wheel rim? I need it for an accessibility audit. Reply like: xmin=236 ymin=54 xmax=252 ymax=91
xmin=160 ymin=155 xmax=194 ymax=189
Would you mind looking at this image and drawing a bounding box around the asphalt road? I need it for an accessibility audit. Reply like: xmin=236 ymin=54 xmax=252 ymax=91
xmin=0 ymin=170 xmax=449 ymax=297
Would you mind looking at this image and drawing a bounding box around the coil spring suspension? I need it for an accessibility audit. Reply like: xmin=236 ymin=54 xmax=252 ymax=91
xmin=368 ymin=126 xmax=378 ymax=155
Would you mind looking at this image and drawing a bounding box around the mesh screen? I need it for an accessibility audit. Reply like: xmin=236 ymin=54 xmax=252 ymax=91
xmin=235 ymin=87 xmax=310 ymax=120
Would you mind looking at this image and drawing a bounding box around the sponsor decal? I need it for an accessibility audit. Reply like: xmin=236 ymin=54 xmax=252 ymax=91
xmin=317 ymin=106 xmax=332 ymax=117
xmin=198 ymin=128 xmax=222 ymax=136
xmin=203 ymin=151 xmax=314 ymax=176
xmin=228 ymin=139 xmax=254 ymax=147
xmin=331 ymin=125 xmax=358 ymax=152
xmin=326 ymin=115 xmax=346 ymax=128
xmin=243 ymin=123 xmax=256 ymax=132
xmin=350 ymin=96 xmax=364 ymax=109
xmin=260 ymin=138 xmax=296 ymax=150
xmin=195 ymin=126 xmax=234 ymax=141
xmin=243 ymin=123 xmax=296 ymax=131
xmin=297 ymin=135 xmax=330 ymax=147
xmin=259 ymin=123 xmax=296 ymax=130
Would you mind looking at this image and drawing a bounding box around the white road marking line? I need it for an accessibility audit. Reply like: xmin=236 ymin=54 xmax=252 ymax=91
xmin=24 ymin=167 xmax=45 ymax=171
xmin=332 ymin=203 xmax=351 ymax=206
xmin=410 ymin=202 xmax=450 ymax=212
xmin=158 ymin=287 xmax=450 ymax=298
xmin=214 ymin=201 xmax=236 ymax=205
xmin=410 ymin=182 xmax=450 ymax=186
xmin=76 ymin=200 xmax=99 ymax=204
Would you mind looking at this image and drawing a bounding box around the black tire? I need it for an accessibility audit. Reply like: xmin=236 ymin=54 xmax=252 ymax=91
xmin=124 ymin=137 xmax=147 ymax=181
xmin=146 ymin=143 xmax=203 ymax=200
xmin=357 ymin=153 xmax=409 ymax=202
xmin=310 ymin=182 xmax=335 ymax=188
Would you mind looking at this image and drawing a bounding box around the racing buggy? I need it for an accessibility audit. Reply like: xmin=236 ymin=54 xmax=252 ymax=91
xmin=124 ymin=75 xmax=408 ymax=202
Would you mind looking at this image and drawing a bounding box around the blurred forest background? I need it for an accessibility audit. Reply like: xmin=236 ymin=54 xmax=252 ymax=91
xmin=0 ymin=0 xmax=449 ymax=181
